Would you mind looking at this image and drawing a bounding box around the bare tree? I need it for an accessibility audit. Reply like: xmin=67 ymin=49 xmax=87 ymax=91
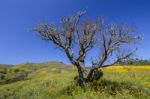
xmin=33 ymin=11 xmax=141 ymax=86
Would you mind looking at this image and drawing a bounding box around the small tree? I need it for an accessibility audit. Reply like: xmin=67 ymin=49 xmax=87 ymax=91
xmin=33 ymin=11 xmax=141 ymax=86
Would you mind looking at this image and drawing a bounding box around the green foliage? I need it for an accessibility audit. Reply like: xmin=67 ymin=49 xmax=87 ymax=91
xmin=0 ymin=65 xmax=28 ymax=84
xmin=119 ymin=58 xmax=150 ymax=65
xmin=0 ymin=73 xmax=5 ymax=79
xmin=90 ymin=69 xmax=103 ymax=82
xmin=0 ymin=65 xmax=7 ymax=74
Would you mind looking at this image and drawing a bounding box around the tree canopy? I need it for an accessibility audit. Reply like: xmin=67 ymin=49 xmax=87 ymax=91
xmin=33 ymin=11 xmax=141 ymax=85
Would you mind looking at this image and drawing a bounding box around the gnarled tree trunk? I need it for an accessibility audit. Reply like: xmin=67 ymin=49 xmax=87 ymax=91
xmin=76 ymin=65 xmax=103 ymax=86
xmin=77 ymin=67 xmax=86 ymax=86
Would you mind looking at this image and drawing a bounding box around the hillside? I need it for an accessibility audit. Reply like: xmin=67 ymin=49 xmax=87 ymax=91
xmin=0 ymin=62 xmax=150 ymax=99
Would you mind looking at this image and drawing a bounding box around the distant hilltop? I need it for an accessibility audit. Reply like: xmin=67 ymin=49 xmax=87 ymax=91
xmin=0 ymin=64 xmax=14 ymax=67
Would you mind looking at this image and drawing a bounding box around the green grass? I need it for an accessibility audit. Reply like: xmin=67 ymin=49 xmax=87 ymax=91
xmin=0 ymin=62 xmax=149 ymax=99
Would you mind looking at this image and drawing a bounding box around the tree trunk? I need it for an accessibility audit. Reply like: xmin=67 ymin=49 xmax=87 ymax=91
xmin=86 ymin=69 xmax=95 ymax=82
xmin=76 ymin=67 xmax=103 ymax=86
xmin=77 ymin=66 xmax=86 ymax=86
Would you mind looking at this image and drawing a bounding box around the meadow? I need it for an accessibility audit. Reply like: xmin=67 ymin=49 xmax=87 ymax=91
xmin=0 ymin=62 xmax=149 ymax=99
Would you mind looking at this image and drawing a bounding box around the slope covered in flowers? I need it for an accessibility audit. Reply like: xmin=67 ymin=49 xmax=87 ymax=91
xmin=0 ymin=62 xmax=149 ymax=99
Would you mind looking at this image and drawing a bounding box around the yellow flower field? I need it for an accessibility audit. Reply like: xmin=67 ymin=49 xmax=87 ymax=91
xmin=104 ymin=66 xmax=150 ymax=73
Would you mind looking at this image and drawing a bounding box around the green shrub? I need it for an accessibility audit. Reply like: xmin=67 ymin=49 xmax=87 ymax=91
xmin=0 ymin=73 xmax=5 ymax=79
xmin=90 ymin=69 xmax=103 ymax=82
xmin=5 ymin=71 xmax=28 ymax=84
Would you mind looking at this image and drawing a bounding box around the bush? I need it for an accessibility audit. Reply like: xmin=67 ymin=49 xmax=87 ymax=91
xmin=14 ymin=68 xmax=20 ymax=73
xmin=0 ymin=67 xmax=7 ymax=74
xmin=0 ymin=73 xmax=5 ymax=80
xmin=5 ymin=71 xmax=28 ymax=84
xmin=90 ymin=69 xmax=103 ymax=82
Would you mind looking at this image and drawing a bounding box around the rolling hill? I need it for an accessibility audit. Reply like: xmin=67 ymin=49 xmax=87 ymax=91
xmin=0 ymin=61 xmax=149 ymax=99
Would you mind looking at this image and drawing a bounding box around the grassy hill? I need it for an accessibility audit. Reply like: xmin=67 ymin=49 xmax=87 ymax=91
xmin=0 ymin=61 xmax=149 ymax=99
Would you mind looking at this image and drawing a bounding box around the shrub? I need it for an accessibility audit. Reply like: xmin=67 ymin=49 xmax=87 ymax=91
xmin=5 ymin=71 xmax=28 ymax=84
xmin=0 ymin=73 xmax=5 ymax=80
xmin=90 ymin=69 xmax=103 ymax=82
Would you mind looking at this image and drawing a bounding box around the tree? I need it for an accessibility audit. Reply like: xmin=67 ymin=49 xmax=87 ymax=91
xmin=33 ymin=11 xmax=141 ymax=86
xmin=119 ymin=58 xmax=150 ymax=65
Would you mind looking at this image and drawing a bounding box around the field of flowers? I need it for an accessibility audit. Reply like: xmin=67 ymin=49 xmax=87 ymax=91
xmin=0 ymin=63 xmax=149 ymax=99
xmin=104 ymin=66 xmax=150 ymax=87
xmin=105 ymin=66 xmax=150 ymax=71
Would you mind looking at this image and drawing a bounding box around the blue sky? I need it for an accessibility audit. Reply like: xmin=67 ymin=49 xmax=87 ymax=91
xmin=0 ymin=0 xmax=150 ymax=64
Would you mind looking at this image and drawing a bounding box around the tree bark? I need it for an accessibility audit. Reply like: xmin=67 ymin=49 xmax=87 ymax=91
xmin=86 ymin=69 xmax=95 ymax=82
xmin=76 ymin=66 xmax=104 ymax=86
xmin=77 ymin=66 xmax=86 ymax=86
